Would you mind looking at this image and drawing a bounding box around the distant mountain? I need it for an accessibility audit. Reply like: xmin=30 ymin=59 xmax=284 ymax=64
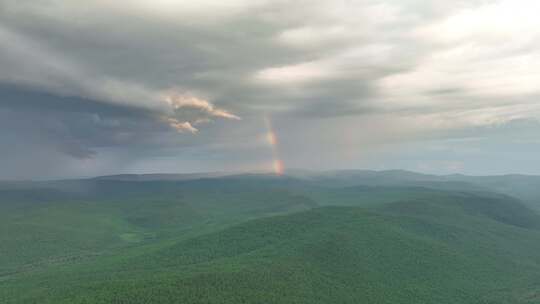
xmin=287 ymin=169 xmax=540 ymax=210
xmin=93 ymin=172 xmax=233 ymax=181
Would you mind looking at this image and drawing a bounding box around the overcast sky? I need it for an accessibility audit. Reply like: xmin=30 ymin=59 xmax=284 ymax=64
xmin=1 ymin=0 xmax=539 ymax=179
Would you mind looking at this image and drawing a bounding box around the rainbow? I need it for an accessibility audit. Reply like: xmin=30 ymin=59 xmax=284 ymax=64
xmin=264 ymin=115 xmax=284 ymax=175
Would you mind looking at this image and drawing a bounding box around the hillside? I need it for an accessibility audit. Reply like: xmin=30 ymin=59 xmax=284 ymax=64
xmin=2 ymin=176 xmax=540 ymax=303
xmin=0 ymin=179 xmax=318 ymax=273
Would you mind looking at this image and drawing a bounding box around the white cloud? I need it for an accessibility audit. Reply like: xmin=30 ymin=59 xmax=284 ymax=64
xmin=376 ymin=0 xmax=540 ymax=126
xmin=276 ymin=26 xmax=349 ymax=49
xmin=164 ymin=93 xmax=240 ymax=120
xmin=254 ymin=61 xmax=335 ymax=85
xmin=417 ymin=0 xmax=540 ymax=43
xmin=161 ymin=93 xmax=240 ymax=133
xmin=164 ymin=118 xmax=198 ymax=133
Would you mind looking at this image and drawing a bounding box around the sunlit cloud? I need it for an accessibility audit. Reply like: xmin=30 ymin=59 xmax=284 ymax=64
xmin=161 ymin=93 xmax=240 ymax=133
xmin=164 ymin=93 xmax=240 ymax=120
xmin=164 ymin=118 xmax=198 ymax=133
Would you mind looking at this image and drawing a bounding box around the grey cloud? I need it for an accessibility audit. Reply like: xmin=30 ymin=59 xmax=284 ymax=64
xmin=2 ymin=0 xmax=531 ymax=122
xmin=0 ymin=0 xmax=411 ymax=116
xmin=0 ymin=86 xmax=169 ymax=157
xmin=0 ymin=0 xmax=539 ymax=178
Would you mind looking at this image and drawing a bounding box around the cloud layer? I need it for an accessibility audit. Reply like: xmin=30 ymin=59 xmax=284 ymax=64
xmin=1 ymin=0 xmax=539 ymax=178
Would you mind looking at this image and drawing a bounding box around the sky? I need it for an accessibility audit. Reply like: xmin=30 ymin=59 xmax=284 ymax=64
xmin=1 ymin=0 xmax=540 ymax=179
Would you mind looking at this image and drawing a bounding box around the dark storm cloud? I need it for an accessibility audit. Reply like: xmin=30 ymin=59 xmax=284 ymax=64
xmin=0 ymin=86 xmax=168 ymax=158
xmin=0 ymin=85 xmax=150 ymax=116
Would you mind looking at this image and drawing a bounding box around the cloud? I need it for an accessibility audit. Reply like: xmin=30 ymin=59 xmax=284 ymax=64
xmin=0 ymin=22 xmax=240 ymax=136
xmin=164 ymin=93 xmax=241 ymax=120
xmin=255 ymin=61 xmax=335 ymax=85
xmin=161 ymin=93 xmax=240 ymax=133
xmin=1 ymin=0 xmax=540 ymax=177
xmin=165 ymin=119 xmax=198 ymax=133
xmin=0 ymin=25 xmax=160 ymax=108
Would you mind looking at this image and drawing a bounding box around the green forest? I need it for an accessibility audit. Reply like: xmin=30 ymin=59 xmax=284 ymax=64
xmin=2 ymin=171 xmax=540 ymax=303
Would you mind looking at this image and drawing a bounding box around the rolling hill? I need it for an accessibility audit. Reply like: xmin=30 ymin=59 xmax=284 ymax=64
xmin=1 ymin=172 xmax=540 ymax=303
